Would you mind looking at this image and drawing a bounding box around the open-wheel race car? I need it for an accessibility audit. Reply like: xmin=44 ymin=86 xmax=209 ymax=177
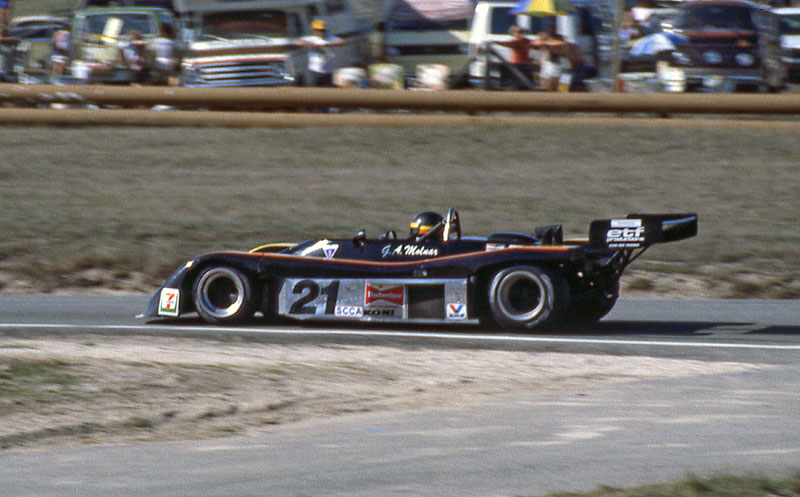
xmin=141 ymin=208 xmax=697 ymax=331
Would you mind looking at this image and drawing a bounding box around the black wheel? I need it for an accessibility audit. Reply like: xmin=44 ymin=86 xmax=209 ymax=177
xmin=192 ymin=266 xmax=257 ymax=324
xmin=487 ymin=266 xmax=569 ymax=331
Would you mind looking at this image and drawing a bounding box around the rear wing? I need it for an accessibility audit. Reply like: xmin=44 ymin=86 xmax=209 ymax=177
xmin=589 ymin=213 xmax=698 ymax=250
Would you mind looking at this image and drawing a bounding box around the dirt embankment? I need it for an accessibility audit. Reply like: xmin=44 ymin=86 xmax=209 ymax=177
xmin=0 ymin=336 xmax=762 ymax=452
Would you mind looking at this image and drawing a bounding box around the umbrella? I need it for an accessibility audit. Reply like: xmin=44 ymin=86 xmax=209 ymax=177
xmin=629 ymin=32 xmax=686 ymax=56
xmin=511 ymin=0 xmax=574 ymax=17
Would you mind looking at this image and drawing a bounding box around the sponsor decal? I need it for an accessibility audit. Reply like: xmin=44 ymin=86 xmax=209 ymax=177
xmin=381 ymin=244 xmax=439 ymax=258
xmin=485 ymin=243 xmax=523 ymax=252
xmin=610 ymin=219 xmax=642 ymax=229
xmin=323 ymin=243 xmax=338 ymax=260
xmin=335 ymin=305 xmax=363 ymax=317
xmin=365 ymin=283 xmax=404 ymax=307
xmin=335 ymin=306 xmax=395 ymax=318
xmin=446 ymin=303 xmax=467 ymax=320
xmin=364 ymin=308 xmax=397 ymax=317
xmin=158 ymin=288 xmax=180 ymax=317
xmin=606 ymin=219 xmax=645 ymax=248
xmin=299 ymin=240 xmax=339 ymax=259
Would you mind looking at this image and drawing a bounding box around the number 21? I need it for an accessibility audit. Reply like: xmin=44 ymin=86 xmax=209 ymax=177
xmin=289 ymin=280 xmax=340 ymax=315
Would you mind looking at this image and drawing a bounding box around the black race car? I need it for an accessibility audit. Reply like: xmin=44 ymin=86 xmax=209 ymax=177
xmin=141 ymin=208 xmax=697 ymax=331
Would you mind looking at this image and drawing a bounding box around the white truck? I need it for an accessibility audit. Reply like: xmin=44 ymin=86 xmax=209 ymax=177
xmin=380 ymin=0 xmax=474 ymax=88
xmin=173 ymin=0 xmax=372 ymax=86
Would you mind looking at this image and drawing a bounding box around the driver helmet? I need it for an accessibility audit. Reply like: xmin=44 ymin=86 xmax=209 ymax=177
xmin=409 ymin=211 xmax=443 ymax=239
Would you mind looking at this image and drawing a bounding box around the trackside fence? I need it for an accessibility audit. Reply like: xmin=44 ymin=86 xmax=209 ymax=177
xmin=1 ymin=84 xmax=800 ymax=126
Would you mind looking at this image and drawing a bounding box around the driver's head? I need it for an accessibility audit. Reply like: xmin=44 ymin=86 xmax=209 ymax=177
xmin=409 ymin=211 xmax=443 ymax=239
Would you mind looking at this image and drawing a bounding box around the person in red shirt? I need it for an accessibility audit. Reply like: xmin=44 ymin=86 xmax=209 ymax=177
xmin=493 ymin=25 xmax=537 ymax=89
xmin=506 ymin=25 xmax=534 ymax=65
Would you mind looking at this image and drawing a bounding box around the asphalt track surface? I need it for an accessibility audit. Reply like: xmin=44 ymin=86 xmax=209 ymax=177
xmin=0 ymin=296 xmax=799 ymax=497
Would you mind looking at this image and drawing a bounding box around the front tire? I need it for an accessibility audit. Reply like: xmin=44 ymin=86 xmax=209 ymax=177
xmin=487 ymin=266 xmax=568 ymax=331
xmin=192 ymin=266 xmax=257 ymax=324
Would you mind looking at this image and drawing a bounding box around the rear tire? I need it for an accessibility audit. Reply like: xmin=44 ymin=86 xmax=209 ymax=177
xmin=487 ymin=266 xmax=569 ymax=331
xmin=192 ymin=266 xmax=257 ymax=324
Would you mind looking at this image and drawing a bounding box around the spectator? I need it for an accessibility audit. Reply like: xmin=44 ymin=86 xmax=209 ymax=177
xmin=492 ymin=25 xmax=537 ymax=89
xmin=51 ymin=29 xmax=71 ymax=83
xmin=632 ymin=0 xmax=656 ymax=30
xmin=152 ymin=24 xmax=178 ymax=85
xmin=530 ymin=24 xmax=570 ymax=91
xmin=620 ymin=5 xmax=642 ymax=43
xmin=495 ymin=23 xmax=571 ymax=91
xmin=294 ymin=19 xmax=346 ymax=87
xmin=121 ymin=30 xmax=150 ymax=85
xmin=568 ymin=12 xmax=599 ymax=92
xmin=0 ymin=0 xmax=9 ymax=35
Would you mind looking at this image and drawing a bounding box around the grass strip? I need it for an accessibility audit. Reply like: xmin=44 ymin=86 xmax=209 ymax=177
xmin=542 ymin=472 xmax=800 ymax=497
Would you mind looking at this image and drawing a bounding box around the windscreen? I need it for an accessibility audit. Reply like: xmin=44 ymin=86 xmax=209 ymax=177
xmin=779 ymin=13 xmax=800 ymax=34
xmin=489 ymin=8 xmax=544 ymax=36
xmin=82 ymin=13 xmax=155 ymax=37
xmin=672 ymin=5 xmax=755 ymax=31
xmin=201 ymin=11 xmax=300 ymax=39
xmin=490 ymin=7 xmax=515 ymax=35
xmin=388 ymin=0 xmax=472 ymax=30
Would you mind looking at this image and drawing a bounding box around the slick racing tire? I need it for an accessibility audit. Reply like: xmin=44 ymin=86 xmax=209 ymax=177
xmin=488 ymin=265 xmax=568 ymax=331
xmin=192 ymin=266 xmax=257 ymax=324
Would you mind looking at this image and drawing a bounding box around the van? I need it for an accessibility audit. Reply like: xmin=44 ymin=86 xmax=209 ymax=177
xmin=381 ymin=0 xmax=473 ymax=88
xmin=174 ymin=0 xmax=371 ymax=87
xmin=662 ymin=0 xmax=786 ymax=92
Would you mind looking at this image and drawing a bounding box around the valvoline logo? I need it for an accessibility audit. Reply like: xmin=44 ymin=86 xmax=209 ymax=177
xmin=446 ymin=303 xmax=467 ymax=320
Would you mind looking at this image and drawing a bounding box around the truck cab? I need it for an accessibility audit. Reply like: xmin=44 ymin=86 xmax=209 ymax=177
xmin=174 ymin=0 xmax=371 ymax=87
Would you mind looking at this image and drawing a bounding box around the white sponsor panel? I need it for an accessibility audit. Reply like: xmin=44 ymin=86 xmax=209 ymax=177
xmin=446 ymin=303 xmax=467 ymax=320
xmin=335 ymin=305 xmax=363 ymax=317
xmin=158 ymin=288 xmax=180 ymax=317
xmin=606 ymin=219 xmax=646 ymax=247
xmin=610 ymin=219 xmax=642 ymax=228
xmin=365 ymin=283 xmax=404 ymax=308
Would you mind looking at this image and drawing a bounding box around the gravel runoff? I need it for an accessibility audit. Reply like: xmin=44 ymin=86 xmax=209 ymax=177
xmin=0 ymin=335 xmax=762 ymax=452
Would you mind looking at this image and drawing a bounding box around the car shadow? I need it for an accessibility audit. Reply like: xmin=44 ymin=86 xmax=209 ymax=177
xmin=571 ymin=321 xmax=800 ymax=336
xmin=143 ymin=315 xmax=800 ymax=338
xmin=568 ymin=320 xmax=739 ymax=336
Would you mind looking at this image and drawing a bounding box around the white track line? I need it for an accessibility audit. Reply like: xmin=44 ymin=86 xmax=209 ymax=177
xmin=1 ymin=323 xmax=799 ymax=350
